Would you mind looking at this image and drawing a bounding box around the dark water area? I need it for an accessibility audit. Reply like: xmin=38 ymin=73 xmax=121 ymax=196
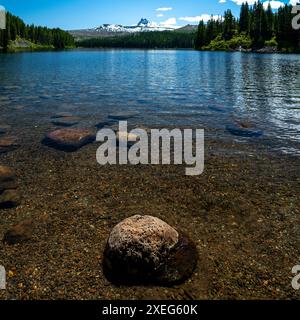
xmin=0 ymin=49 xmax=299 ymax=155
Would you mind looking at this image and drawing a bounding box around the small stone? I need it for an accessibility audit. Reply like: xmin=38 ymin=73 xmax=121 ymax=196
xmin=0 ymin=124 xmax=11 ymax=134
xmin=108 ymin=111 xmax=139 ymax=121
xmin=51 ymin=116 xmax=81 ymax=127
xmin=0 ymin=189 xmax=20 ymax=208
xmin=0 ymin=166 xmax=15 ymax=181
xmin=116 ymin=131 xmax=139 ymax=147
xmin=51 ymin=112 xmax=73 ymax=119
xmin=3 ymin=219 xmax=34 ymax=245
xmin=0 ymin=137 xmax=20 ymax=154
xmin=226 ymin=119 xmax=263 ymax=138
xmin=43 ymin=128 xmax=95 ymax=152
xmin=0 ymin=166 xmax=17 ymax=191
xmin=103 ymin=215 xmax=198 ymax=285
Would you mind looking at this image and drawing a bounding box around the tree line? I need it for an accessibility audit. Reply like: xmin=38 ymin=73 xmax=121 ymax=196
xmin=77 ymin=31 xmax=196 ymax=49
xmin=195 ymin=1 xmax=300 ymax=52
xmin=0 ymin=12 xmax=75 ymax=50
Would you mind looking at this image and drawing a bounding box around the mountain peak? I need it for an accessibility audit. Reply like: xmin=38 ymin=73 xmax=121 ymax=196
xmin=137 ymin=18 xmax=150 ymax=27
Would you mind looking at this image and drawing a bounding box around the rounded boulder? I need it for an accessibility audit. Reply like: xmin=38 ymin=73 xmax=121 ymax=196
xmin=103 ymin=215 xmax=198 ymax=285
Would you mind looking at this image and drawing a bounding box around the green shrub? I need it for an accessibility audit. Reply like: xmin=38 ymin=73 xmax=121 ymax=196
xmin=227 ymin=33 xmax=252 ymax=49
xmin=203 ymin=35 xmax=229 ymax=51
xmin=265 ymin=37 xmax=278 ymax=47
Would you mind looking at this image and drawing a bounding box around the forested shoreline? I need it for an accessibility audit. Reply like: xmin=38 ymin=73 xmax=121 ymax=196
xmin=0 ymin=12 xmax=75 ymax=51
xmin=1 ymin=1 xmax=300 ymax=53
xmin=195 ymin=2 xmax=300 ymax=52
xmin=77 ymin=31 xmax=196 ymax=49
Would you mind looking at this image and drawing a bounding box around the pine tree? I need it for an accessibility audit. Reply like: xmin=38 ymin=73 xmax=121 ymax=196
xmin=195 ymin=20 xmax=206 ymax=49
xmin=239 ymin=2 xmax=250 ymax=34
xmin=223 ymin=10 xmax=236 ymax=40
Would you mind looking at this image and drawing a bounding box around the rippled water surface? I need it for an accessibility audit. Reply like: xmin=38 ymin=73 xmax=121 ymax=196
xmin=0 ymin=49 xmax=299 ymax=154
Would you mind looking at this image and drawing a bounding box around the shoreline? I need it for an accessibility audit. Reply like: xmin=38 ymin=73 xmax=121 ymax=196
xmin=1 ymin=46 xmax=299 ymax=54
xmin=1 ymin=47 xmax=299 ymax=55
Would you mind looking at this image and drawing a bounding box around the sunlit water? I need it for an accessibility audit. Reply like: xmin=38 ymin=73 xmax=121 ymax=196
xmin=0 ymin=49 xmax=299 ymax=155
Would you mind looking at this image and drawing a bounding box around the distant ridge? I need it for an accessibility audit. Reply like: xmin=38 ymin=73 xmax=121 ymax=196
xmin=70 ymin=18 xmax=188 ymax=39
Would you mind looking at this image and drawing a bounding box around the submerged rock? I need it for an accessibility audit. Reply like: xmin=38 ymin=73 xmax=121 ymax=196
xmin=0 ymin=166 xmax=17 ymax=191
xmin=3 ymin=219 xmax=34 ymax=244
xmin=43 ymin=128 xmax=95 ymax=152
xmin=226 ymin=120 xmax=263 ymax=138
xmin=103 ymin=215 xmax=198 ymax=285
xmin=0 ymin=189 xmax=20 ymax=208
xmin=51 ymin=112 xmax=73 ymax=119
xmin=0 ymin=137 xmax=20 ymax=154
xmin=0 ymin=125 xmax=11 ymax=135
xmin=108 ymin=111 xmax=139 ymax=121
xmin=0 ymin=166 xmax=15 ymax=181
xmin=95 ymin=119 xmax=115 ymax=129
xmin=51 ymin=116 xmax=81 ymax=127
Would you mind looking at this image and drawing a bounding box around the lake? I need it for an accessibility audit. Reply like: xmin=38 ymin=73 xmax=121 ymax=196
xmin=0 ymin=49 xmax=299 ymax=155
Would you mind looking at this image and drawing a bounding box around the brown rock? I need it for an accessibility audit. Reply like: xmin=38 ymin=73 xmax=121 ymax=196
xmin=103 ymin=215 xmax=198 ymax=285
xmin=3 ymin=219 xmax=34 ymax=245
xmin=42 ymin=128 xmax=95 ymax=152
xmin=0 ymin=166 xmax=15 ymax=181
xmin=0 ymin=189 xmax=20 ymax=208
xmin=0 ymin=166 xmax=17 ymax=192
xmin=0 ymin=137 xmax=20 ymax=154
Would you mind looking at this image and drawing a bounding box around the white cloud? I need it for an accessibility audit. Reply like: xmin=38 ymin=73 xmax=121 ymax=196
xmin=231 ymin=0 xmax=256 ymax=4
xmin=219 ymin=0 xmax=227 ymax=3
xmin=157 ymin=14 xmax=164 ymax=18
xmin=179 ymin=14 xmax=222 ymax=23
xmin=156 ymin=7 xmax=173 ymax=12
xmin=160 ymin=17 xmax=177 ymax=28
xmin=231 ymin=0 xmax=285 ymax=7
xmin=263 ymin=1 xmax=285 ymax=9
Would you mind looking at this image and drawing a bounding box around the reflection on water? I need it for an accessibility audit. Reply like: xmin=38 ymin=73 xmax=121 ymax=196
xmin=0 ymin=49 xmax=299 ymax=155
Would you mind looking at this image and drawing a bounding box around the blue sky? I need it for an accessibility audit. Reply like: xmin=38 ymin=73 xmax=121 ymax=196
xmin=0 ymin=0 xmax=295 ymax=30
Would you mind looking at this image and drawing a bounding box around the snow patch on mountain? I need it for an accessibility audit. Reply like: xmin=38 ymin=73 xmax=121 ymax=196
xmin=94 ymin=18 xmax=176 ymax=33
